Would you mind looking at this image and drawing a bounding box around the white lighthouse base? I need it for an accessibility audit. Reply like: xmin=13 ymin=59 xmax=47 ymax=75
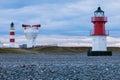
xmin=88 ymin=36 xmax=112 ymax=56
xmin=92 ymin=36 xmax=107 ymax=51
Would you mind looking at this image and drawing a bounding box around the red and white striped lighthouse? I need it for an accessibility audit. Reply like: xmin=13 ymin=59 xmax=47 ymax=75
xmin=9 ymin=22 xmax=15 ymax=47
xmin=88 ymin=7 xmax=112 ymax=56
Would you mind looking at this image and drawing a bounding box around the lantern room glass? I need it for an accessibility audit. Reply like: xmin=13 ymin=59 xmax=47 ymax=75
xmin=94 ymin=7 xmax=104 ymax=17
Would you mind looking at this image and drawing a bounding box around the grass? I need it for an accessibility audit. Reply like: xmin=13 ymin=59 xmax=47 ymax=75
xmin=0 ymin=48 xmax=28 ymax=54
xmin=27 ymin=46 xmax=91 ymax=53
xmin=28 ymin=46 xmax=120 ymax=53
xmin=107 ymin=47 xmax=120 ymax=52
xmin=0 ymin=46 xmax=119 ymax=54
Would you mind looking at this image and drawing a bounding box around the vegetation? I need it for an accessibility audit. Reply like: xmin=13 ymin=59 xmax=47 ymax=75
xmin=27 ymin=46 xmax=120 ymax=53
xmin=107 ymin=47 xmax=120 ymax=52
xmin=0 ymin=46 xmax=120 ymax=53
xmin=0 ymin=48 xmax=28 ymax=54
xmin=27 ymin=46 xmax=91 ymax=53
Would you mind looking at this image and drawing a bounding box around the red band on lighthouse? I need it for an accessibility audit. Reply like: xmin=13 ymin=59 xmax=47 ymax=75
xmin=92 ymin=17 xmax=107 ymax=36
xmin=10 ymin=39 xmax=15 ymax=42
xmin=10 ymin=32 xmax=15 ymax=35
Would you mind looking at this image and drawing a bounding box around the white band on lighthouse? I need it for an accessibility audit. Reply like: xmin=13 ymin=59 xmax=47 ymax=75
xmin=92 ymin=36 xmax=107 ymax=51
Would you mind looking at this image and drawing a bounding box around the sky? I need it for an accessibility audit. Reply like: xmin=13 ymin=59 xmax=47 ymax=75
xmin=0 ymin=0 xmax=120 ymax=47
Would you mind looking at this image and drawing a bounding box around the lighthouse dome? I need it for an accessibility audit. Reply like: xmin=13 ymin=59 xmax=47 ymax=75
xmin=94 ymin=7 xmax=104 ymax=17
xmin=11 ymin=22 xmax=14 ymax=27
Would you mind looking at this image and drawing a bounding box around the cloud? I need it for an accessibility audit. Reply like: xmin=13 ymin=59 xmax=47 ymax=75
xmin=0 ymin=0 xmax=120 ymax=34
xmin=20 ymin=35 xmax=92 ymax=47
xmin=0 ymin=0 xmax=120 ymax=47
xmin=1 ymin=34 xmax=120 ymax=47
xmin=36 ymin=35 xmax=120 ymax=47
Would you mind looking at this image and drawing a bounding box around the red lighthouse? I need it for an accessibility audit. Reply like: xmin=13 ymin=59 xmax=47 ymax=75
xmin=88 ymin=7 xmax=112 ymax=56
xmin=10 ymin=22 xmax=15 ymax=47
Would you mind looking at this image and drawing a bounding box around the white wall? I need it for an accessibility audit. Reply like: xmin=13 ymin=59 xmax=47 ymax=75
xmin=92 ymin=36 xmax=107 ymax=51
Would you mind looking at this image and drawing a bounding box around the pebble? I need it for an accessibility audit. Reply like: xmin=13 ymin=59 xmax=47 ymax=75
xmin=0 ymin=63 xmax=119 ymax=80
xmin=0 ymin=52 xmax=120 ymax=80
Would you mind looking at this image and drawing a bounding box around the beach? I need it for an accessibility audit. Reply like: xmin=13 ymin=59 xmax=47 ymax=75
xmin=0 ymin=52 xmax=120 ymax=80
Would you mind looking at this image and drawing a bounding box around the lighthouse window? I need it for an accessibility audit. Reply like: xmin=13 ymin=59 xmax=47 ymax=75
xmin=95 ymin=13 xmax=104 ymax=17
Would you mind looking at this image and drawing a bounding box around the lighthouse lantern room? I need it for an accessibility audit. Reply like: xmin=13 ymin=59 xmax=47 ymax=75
xmin=88 ymin=7 xmax=112 ymax=56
